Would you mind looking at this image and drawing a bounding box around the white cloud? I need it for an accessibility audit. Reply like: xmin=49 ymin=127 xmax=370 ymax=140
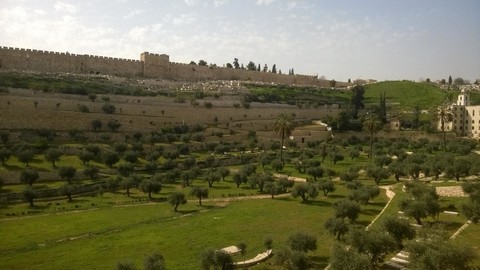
xmin=127 ymin=26 xmax=149 ymax=42
xmin=183 ymin=0 xmax=197 ymax=6
xmin=213 ymin=0 xmax=229 ymax=7
xmin=34 ymin=9 xmax=46 ymax=16
xmin=54 ymin=1 xmax=77 ymax=13
xmin=256 ymin=0 xmax=276 ymax=6
xmin=172 ymin=14 xmax=196 ymax=25
xmin=123 ymin=9 xmax=145 ymax=19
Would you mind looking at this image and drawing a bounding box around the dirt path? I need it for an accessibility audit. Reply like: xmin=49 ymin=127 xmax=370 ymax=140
xmin=366 ymin=184 xmax=397 ymax=230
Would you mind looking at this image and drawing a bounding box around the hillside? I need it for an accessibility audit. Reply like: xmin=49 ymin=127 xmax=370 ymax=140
xmin=364 ymin=81 xmax=454 ymax=110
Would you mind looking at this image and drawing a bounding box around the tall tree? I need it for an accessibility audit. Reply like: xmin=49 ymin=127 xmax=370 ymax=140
xmin=432 ymin=102 xmax=453 ymax=152
xmin=17 ymin=150 xmax=34 ymax=167
xmin=271 ymin=64 xmax=277 ymax=73
xmin=168 ymin=191 xmax=187 ymax=212
xmin=412 ymin=104 xmax=421 ymax=129
xmin=366 ymin=166 xmax=390 ymax=185
xmin=351 ymin=85 xmax=365 ymax=119
xmin=362 ymin=115 xmax=382 ymax=159
xmin=233 ymin=58 xmax=240 ymax=69
xmin=448 ymin=75 xmax=453 ymax=86
xmin=58 ymin=166 xmax=76 ymax=184
xmin=45 ymin=148 xmax=62 ymax=167
xmin=83 ymin=165 xmax=99 ymax=180
xmin=379 ymin=91 xmax=387 ymax=123
xmin=139 ymin=179 xmax=162 ymax=200
xmin=190 ymin=186 xmax=209 ymax=206
xmin=0 ymin=148 xmax=11 ymax=165
xmin=273 ymin=112 xmax=295 ymax=164
xmin=20 ymin=168 xmax=39 ymax=186
xmin=22 ymin=186 xmax=37 ymax=207
xmin=120 ymin=176 xmax=137 ymax=197
xmin=348 ymin=227 xmax=396 ymax=267
xmin=329 ymin=243 xmax=371 ymax=270
xmin=246 ymin=61 xmax=256 ymax=71
xmin=58 ymin=183 xmax=77 ymax=202
xmin=287 ymin=232 xmax=317 ymax=252
xmin=382 ymin=215 xmax=415 ymax=248
xmin=291 ymin=182 xmax=318 ymax=203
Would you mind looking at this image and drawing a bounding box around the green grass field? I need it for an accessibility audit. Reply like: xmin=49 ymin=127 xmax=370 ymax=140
xmin=0 ymin=181 xmax=388 ymax=270
xmin=364 ymin=81 xmax=453 ymax=110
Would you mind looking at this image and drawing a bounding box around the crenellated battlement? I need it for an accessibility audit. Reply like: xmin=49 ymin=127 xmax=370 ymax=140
xmin=0 ymin=46 xmax=324 ymax=86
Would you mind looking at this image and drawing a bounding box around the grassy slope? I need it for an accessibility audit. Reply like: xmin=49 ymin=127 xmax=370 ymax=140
xmin=364 ymin=81 xmax=452 ymax=110
xmin=0 ymin=184 xmax=388 ymax=270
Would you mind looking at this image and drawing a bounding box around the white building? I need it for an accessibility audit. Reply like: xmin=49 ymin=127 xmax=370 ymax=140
xmin=447 ymin=90 xmax=480 ymax=138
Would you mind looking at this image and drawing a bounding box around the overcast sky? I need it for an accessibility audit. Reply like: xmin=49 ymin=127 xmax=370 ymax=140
xmin=1 ymin=0 xmax=479 ymax=82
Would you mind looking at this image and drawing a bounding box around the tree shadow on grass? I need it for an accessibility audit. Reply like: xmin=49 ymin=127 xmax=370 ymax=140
xmin=302 ymin=200 xmax=332 ymax=207
xmin=151 ymin=197 xmax=167 ymax=203
xmin=1 ymin=163 xmax=22 ymax=171
xmin=368 ymin=201 xmax=387 ymax=207
xmin=325 ymin=194 xmax=346 ymax=199
xmin=361 ymin=209 xmax=381 ymax=216
xmin=0 ymin=188 xmax=12 ymax=194
xmin=355 ymin=220 xmax=371 ymax=227
xmin=310 ymin=255 xmax=330 ymax=269
xmin=210 ymin=185 xmax=233 ymax=190
xmin=275 ymin=196 xmax=295 ymax=202
xmin=29 ymin=204 xmax=50 ymax=210
xmin=437 ymin=220 xmax=465 ymax=231
xmin=176 ymin=209 xmax=200 ymax=215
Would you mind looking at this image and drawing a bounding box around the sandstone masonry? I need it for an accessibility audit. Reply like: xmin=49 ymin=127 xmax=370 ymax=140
xmin=0 ymin=46 xmax=322 ymax=86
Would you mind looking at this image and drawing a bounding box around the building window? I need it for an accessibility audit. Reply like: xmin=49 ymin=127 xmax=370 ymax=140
xmin=473 ymin=120 xmax=475 ymax=124
xmin=466 ymin=120 xmax=469 ymax=123
xmin=473 ymin=110 xmax=475 ymax=116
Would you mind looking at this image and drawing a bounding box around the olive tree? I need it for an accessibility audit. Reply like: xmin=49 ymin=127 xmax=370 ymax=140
xmin=45 ymin=148 xmax=62 ymax=167
xmin=190 ymin=186 xmax=209 ymax=206
xmin=168 ymin=192 xmax=187 ymax=212
xmin=20 ymin=168 xmax=39 ymax=186
xmin=291 ymin=182 xmax=318 ymax=203
xmin=139 ymin=179 xmax=162 ymax=200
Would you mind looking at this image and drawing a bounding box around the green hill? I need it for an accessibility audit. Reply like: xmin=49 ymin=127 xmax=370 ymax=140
xmin=364 ymin=81 xmax=454 ymax=110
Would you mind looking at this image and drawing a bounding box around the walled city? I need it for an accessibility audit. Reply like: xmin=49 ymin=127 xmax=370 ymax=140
xmin=0 ymin=46 xmax=325 ymax=86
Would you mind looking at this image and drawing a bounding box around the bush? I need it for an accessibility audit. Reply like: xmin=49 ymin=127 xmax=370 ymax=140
xmin=102 ymin=103 xmax=116 ymax=114
xmin=204 ymin=102 xmax=213 ymax=108
xmin=77 ymin=104 xmax=90 ymax=113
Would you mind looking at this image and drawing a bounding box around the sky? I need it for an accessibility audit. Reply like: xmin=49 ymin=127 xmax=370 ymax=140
xmin=0 ymin=0 xmax=479 ymax=82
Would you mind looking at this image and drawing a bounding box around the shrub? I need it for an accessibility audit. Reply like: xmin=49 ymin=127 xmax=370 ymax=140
xmin=102 ymin=103 xmax=116 ymax=114
xmin=77 ymin=104 xmax=90 ymax=113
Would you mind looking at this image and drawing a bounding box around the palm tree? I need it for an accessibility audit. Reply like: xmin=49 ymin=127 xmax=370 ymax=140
xmin=363 ymin=115 xmax=382 ymax=159
xmin=273 ymin=112 xmax=295 ymax=164
xmin=432 ymin=102 xmax=453 ymax=152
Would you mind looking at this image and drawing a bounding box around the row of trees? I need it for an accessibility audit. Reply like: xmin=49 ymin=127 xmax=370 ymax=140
xmin=189 ymin=58 xmax=297 ymax=75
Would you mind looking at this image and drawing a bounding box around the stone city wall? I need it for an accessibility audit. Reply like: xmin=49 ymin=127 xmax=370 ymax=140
xmin=1 ymin=46 xmax=325 ymax=86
